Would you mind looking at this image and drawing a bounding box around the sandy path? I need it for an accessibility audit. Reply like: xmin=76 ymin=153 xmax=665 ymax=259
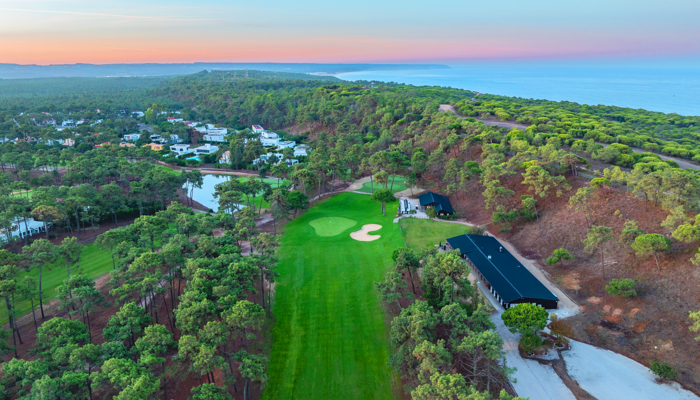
xmin=350 ymin=224 xmax=382 ymax=241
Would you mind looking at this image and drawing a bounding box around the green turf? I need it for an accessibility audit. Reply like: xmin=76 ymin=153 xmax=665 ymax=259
xmin=10 ymin=190 xmax=33 ymax=199
xmin=264 ymin=193 xmax=402 ymax=399
xmin=0 ymin=242 xmax=113 ymax=324
xmin=399 ymin=218 xmax=471 ymax=249
xmin=356 ymin=176 xmax=410 ymax=195
xmin=308 ymin=217 xmax=357 ymax=236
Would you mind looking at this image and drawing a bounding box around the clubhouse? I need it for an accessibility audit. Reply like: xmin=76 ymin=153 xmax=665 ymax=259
xmin=446 ymin=234 xmax=559 ymax=310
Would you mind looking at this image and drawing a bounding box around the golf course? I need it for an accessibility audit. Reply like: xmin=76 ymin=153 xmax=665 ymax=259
xmin=264 ymin=193 xmax=403 ymax=399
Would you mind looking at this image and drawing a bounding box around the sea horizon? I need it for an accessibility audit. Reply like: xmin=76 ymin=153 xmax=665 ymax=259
xmin=337 ymin=60 xmax=700 ymax=116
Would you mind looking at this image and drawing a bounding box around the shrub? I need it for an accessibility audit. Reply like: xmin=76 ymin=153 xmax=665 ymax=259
xmin=520 ymin=333 xmax=543 ymax=352
xmin=546 ymin=248 xmax=574 ymax=266
xmin=605 ymin=279 xmax=637 ymax=297
xmin=650 ymin=361 xmax=677 ymax=380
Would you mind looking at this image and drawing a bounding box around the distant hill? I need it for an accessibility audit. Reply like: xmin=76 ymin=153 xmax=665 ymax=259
xmin=0 ymin=63 xmax=449 ymax=80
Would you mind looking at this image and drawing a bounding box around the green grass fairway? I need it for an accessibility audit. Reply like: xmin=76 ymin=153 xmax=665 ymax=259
xmin=264 ymin=193 xmax=402 ymax=399
xmin=0 ymin=243 xmax=113 ymax=324
xmin=308 ymin=217 xmax=357 ymax=236
xmin=399 ymin=218 xmax=471 ymax=249
xmin=357 ymin=176 xmax=410 ymax=195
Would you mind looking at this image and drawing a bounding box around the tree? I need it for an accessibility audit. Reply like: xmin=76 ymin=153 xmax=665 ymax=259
xmin=582 ymin=225 xmax=614 ymax=279
xmin=374 ymin=271 xmax=412 ymax=310
xmin=421 ymin=251 xmax=472 ymax=308
xmin=268 ymin=189 xmax=289 ymax=235
xmin=501 ymin=303 xmax=548 ymax=335
xmin=546 ymin=248 xmax=573 ymax=267
xmin=649 ymin=361 xmax=678 ymax=380
xmin=135 ymin=324 xmax=177 ymax=400
xmin=394 ymin=248 xmax=420 ymax=293
xmin=95 ymin=228 xmax=130 ymax=270
xmin=605 ymin=279 xmax=637 ymax=297
xmin=101 ymin=182 xmax=126 ymax=226
xmin=631 ymin=234 xmax=670 ymax=270
xmin=690 ymin=310 xmax=700 ymax=341
xmin=22 ymin=239 xmax=58 ymax=318
xmin=189 ymin=384 xmax=233 ymax=400
xmin=223 ymin=300 xmax=264 ymax=352
xmin=92 ymin=357 xmax=160 ymax=400
xmin=69 ymin=344 xmax=101 ymax=400
xmin=287 ymin=190 xmax=308 ymax=217
xmin=31 ymin=205 xmax=64 ymax=239
xmin=425 ymin=206 xmax=439 ymax=220
xmin=236 ymin=351 xmax=268 ymax=400
xmin=619 ymin=220 xmax=643 ymax=249
xmin=412 ymin=372 xmax=522 ymax=400
xmin=568 ymin=187 xmax=595 ymax=226
xmin=370 ymin=189 xmax=396 ymax=216
xmin=59 ymin=236 xmax=82 ymax=280
xmin=103 ymin=302 xmax=152 ymax=348
xmin=32 ymin=317 xmax=90 ymax=359
xmin=521 ymin=164 xmax=570 ymax=199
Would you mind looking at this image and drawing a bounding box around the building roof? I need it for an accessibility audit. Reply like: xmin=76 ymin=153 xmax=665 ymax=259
xmin=446 ymin=234 xmax=558 ymax=304
xmin=418 ymin=192 xmax=454 ymax=214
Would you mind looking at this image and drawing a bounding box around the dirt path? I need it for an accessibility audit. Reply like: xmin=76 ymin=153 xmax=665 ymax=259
xmin=599 ymin=143 xmax=700 ymax=171
xmin=439 ymin=104 xmax=529 ymax=130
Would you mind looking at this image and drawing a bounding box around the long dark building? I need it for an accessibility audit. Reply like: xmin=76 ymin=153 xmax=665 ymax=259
xmin=446 ymin=234 xmax=559 ymax=309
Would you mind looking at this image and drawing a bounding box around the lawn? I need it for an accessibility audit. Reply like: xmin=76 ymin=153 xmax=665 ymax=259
xmin=10 ymin=190 xmax=33 ymax=199
xmin=356 ymin=175 xmax=412 ymax=196
xmin=399 ymin=218 xmax=471 ymax=249
xmin=264 ymin=193 xmax=403 ymax=399
xmin=0 ymin=242 xmax=113 ymax=324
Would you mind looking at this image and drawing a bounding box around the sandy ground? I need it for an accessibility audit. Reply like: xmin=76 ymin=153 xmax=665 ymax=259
xmin=564 ymin=340 xmax=699 ymax=400
xmin=350 ymin=224 xmax=382 ymax=241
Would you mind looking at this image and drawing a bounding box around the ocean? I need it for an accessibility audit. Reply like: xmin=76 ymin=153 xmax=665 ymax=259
xmin=336 ymin=61 xmax=700 ymax=116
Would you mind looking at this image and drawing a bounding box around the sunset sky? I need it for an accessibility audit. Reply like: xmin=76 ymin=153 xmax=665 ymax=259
xmin=1 ymin=0 xmax=699 ymax=65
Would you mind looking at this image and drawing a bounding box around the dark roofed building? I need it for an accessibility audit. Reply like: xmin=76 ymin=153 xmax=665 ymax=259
xmin=446 ymin=234 xmax=558 ymax=309
xmin=418 ymin=192 xmax=454 ymax=215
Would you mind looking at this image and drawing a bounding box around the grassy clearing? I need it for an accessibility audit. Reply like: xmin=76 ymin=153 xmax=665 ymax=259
xmin=0 ymin=243 xmax=113 ymax=324
xmin=356 ymin=175 xmax=410 ymax=195
xmin=265 ymin=193 xmax=402 ymax=400
xmin=10 ymin=190 xmax=33 ymax=199
xmin=399 ymin=218 xmax=471 ymax=249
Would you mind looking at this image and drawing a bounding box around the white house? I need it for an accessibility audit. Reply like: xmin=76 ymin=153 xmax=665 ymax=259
xmin=278 ymin=140 xmax=296 ymax=149
xmin=166 ymin=134 xmax=183 ymax=144
xmin=252 ymin=125 xmax=264 ymax=134
xmin=62 ymin=119 xmax=74 ymax=127
xmin=260 ymin=131 xmax=281 ymax=147
xmin=203 ymin=133 xmax=228 ymax=142
xmin=219 ymin=150 xmax=231 ymax=164
xmin=170 ymin=144 xmax=191 ymax=156
xmin=167 ymin=117 xmax=184 ymax=123
xmin=90 ymin=119 xmax=103 ymax=127
xmin=294 ymin=144 xmax=311 ymax=157
xmin=132 ymin=111 xmax=145 ymax=118
xmin=253 ymin=153 xmax=298 ymax=166
xmin=123 ymin=134 xmax=141 ymax=141
xmin=62 ymin=138 xmax=75 ymax=147
xmin=194 ymin=144 xmax=219 ymax=155
xmin=5 ymin=218 xmax=52 ymax=240
xmin=150 ymin=134 xmax=162 ymax=142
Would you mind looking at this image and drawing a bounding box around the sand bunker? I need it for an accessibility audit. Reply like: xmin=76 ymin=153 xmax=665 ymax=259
xmin=350 ymin=224 xmax=382 ymax=242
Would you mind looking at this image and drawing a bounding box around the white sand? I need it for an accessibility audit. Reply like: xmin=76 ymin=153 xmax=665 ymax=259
xmin=350 ymin=224 xmax=382 ymax=242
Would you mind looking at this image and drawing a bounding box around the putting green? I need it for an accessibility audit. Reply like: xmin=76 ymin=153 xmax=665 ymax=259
xmin=308 ymin=217 xmax=357 ymax=236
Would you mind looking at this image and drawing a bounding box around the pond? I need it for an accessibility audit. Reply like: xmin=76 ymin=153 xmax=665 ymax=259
xmin=187 ymin=174 xmax=288 ymax=212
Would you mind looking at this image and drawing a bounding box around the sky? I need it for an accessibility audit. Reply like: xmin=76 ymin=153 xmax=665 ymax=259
xmin=1 ymin=0 xmax=699 ymax=65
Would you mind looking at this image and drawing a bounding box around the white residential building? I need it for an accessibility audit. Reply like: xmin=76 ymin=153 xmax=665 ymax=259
xmin=132 ymin=111 xmax=145 ymax=118
xmin=194 ymin=144 xmax=219 ymax=155
xmin=62 ymin=119 xmax=74 ymax=127
xmin=166 ymin=117 xmax=184 ymax=123
xmin=170 ymin=144 xmax=192 ymax=156
xmin=252 ymin=125 xmax=264 ymax=134
xmin=294 ymin=144 xmax=311 ymax=157
xmin=253 ymin=153 xmax=298 ymax=166
xmin=260 ymin=131 xmax=281 ymax=147
xmin=123 ymin=134 xmax=141 ymax=141
xmin=62 ymin=138 xmax=75 ymax=147
xmin=150 ymin=134 xmax=162 ymax=142
xmin=219 ymin=150 xmax=231 ymax=164
xmin=278 ymin=140 xmax=296 ymax=149
xmin=4 ymin=218 xmax=52 ymax=240
xmin=203 ymin=133 xmax=228 ymax=142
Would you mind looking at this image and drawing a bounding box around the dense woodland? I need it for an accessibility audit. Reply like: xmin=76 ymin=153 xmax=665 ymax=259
xmin=1 ymin=71 xmax=700 ymax=398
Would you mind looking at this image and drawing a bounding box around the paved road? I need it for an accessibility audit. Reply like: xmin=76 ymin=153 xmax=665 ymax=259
xmin=600 ymin=143 xmax=700 ymax=171
xmin=439 ymin=104 xmax=529 ymax=130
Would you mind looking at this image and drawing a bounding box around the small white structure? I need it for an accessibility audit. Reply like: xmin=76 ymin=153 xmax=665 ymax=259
xmin=132 ymin=111 xmax=145 ymax=118
xmin=62 ymin=138 xmax=75 ymax=147
xmin=219 ymin=150 xmax=231 ymax=164
xmin=150 ymin=134 xmax=162 ymax=142
xmin=167 ymin=117 xmax=184 ymax=123
xmin=252 ymin=125 xmax=264 ymax=134
xmin=123 ymin=134 xmax=141 ymax=142
xmin=62 ymin=119 xmax=74 ymax=127
xmin=260 ymin=131 xmax=281 ymax=147
xmin=294 ymin=144 xmax=311 ymax=157
xmin=194 ymin=144 xmax=219 ymax=155
xmin=168 ymin=134 xmax=183 ymax=144
xmin=253 ymin=153 xmax=298 ymax=166
xmin=5 ymin=218 xmax=51 ymax=239
xmin=170 ymin=144 xmax=192 ymax=156
xmin=203 ymin=134 xmax=228 ymax=142
xmin=278 ymin=140 xmax=296 ymax=149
